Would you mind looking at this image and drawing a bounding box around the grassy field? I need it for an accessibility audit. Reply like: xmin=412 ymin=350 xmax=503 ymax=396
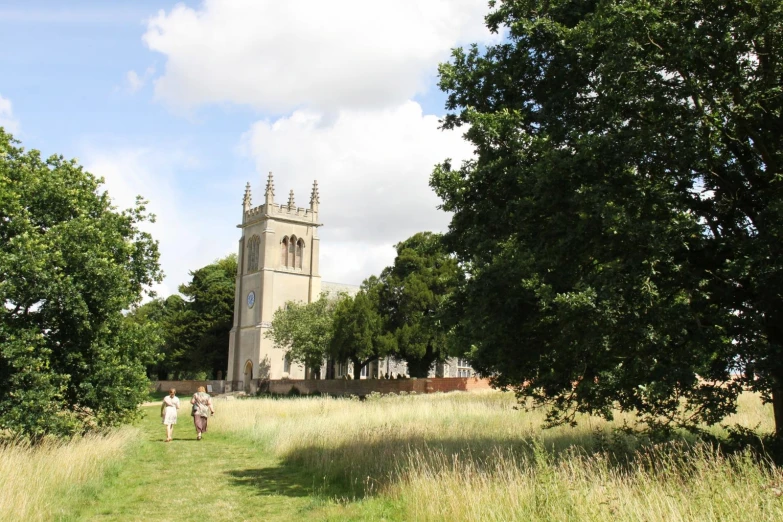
xmin=1 ymin=391 xmax=781 ymax=521
xmin=0 ymin=429 xmax=133 ymax=521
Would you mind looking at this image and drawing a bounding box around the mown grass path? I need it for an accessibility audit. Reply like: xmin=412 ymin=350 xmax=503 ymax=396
xmin=57 ymin=405 xmax=396 ymax=522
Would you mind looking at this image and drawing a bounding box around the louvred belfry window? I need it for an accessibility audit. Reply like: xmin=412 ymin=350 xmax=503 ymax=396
xmin=281 ymin=237 xmax=288 ymax=267
xmin=288 ymin=235 xmax=296 ymax=267
xmin=295 ymin=239 xmax=303 ymax=269
xmin=248 ymin=235 xmax=260 ymax=272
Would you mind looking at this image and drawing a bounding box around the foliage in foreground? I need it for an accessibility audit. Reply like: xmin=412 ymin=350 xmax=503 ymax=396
xmin=432 ymin=0 xmax=783 ymax=433
xmin=214 ymin=391 xmax=782 ymax=521
xmin=0 ymin=129 xmax=161 ymax=438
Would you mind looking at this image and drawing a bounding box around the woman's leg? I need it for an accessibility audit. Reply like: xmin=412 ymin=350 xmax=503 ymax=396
xmin=165 ymin=423 xmax=172 ymax=441
xmin=195 ymin=415 xmax=205 ymax=439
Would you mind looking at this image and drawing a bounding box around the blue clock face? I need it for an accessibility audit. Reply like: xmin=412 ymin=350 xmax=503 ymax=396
xmin=247 ymin=291 xmax=255 ymax=308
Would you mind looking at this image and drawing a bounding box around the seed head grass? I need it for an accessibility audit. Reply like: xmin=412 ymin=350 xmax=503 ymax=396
xmin=0 ymin=428 xmax=135 ymax=521
xmin=212 ymin=391 xmax=782 ymax=521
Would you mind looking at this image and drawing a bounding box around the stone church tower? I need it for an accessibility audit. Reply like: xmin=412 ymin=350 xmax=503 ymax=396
xmin=226 ymin=173 xmax=321 ymax=392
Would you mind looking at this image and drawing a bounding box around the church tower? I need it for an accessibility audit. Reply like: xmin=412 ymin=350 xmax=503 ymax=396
xmin=226 ymin=173 xmax=321 ymax=391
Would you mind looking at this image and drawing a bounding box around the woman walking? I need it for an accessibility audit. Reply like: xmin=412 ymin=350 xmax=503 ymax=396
xmin=161 ymin=388 xmax=180 ymax=442
xmin=191 ymin=386 xmax=215 ymax=440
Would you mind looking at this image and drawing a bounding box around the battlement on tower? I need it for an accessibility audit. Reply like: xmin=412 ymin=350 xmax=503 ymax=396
xmin=243 ymin=202 xmax=318 ymax=223
xmin=241 ymin=172 xmax=321 ymax=227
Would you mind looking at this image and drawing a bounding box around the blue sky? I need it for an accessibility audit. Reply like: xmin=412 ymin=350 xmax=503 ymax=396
xmin=0 ymin=0 xmax=496 ymax=296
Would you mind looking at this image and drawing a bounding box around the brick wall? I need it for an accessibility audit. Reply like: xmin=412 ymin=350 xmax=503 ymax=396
xmin=151 ymin=377 xmax=491 ymax=397
xmin=262 ymin=377 xmax=492 ymax=396
xmin=151 ymin=380 xmax=226 ymax=395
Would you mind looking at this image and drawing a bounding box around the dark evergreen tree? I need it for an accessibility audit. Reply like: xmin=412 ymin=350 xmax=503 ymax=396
xmin=378 ymin=232 xmax=464 ymax=378
xmin=330 ymin=280 xmax=396 ymax=379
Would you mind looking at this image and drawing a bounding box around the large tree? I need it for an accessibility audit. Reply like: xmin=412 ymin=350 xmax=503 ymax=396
xmin=125 ymin=294 xmax=186 ymax=380
xmin=175 ymin=255 xmax=236 ymax=378
xmin=432 ymin=0 xmax=782 ymax=433
xmin=266 ymin=294 xmax=337 ymax=374
xmin=330 ymin=279 xmax=397 ymax=379
xmin=127 ymin=256 xmax=236 ymax=380
xmin=378 ymin=232 xmax=464 ymax=378
xmin=0 ymin=130 xmax=162 ymax=438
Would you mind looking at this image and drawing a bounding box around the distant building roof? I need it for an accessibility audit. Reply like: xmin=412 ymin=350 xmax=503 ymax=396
xmin=321 ymin=281 xmax=361 ymax=297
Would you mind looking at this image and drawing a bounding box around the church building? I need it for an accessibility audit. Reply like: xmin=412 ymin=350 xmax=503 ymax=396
xmin=226 ymin=174 xmax=475 ymax=392
xmin=226 ymin=173 xmax=322 ymax=391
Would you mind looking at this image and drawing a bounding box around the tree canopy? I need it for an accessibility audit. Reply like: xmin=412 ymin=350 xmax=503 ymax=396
xmin=175 ymin=255 xmax=236 ymax=378
xmin=126 ymin=255 xmax=236 ymax=380
xmin=378 ymin=232 xmax=464 ymax=378
xmin=0 ymin=129 xmax=162 ymax=438
xmin=431 ymin=0 xmax=782 ymax=433
xmin=266 ymin=294 xmax=337 ymax=374
xmin=330 ymin=279 xmax=396 ymax=379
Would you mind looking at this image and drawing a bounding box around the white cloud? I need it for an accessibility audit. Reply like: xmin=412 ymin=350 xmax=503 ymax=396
xmin=124 ymin=67 xmax=155 ymax=94
xmin=83 ymin=146 xmax=236 ymax=298
xmin=0 ymin=94 xmax=20 ymax=134
xmin=132 ymin=1 xmax=488 ymax=286
xmin=241 ymin=100 xmax=473 ymax=284
xmin=126 ymin=71 xmax=144 ymax=93
xmin=142 ymin=0 xmax=496 ymax=112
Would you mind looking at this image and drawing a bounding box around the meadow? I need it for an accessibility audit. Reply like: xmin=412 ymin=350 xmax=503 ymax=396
xmin=0 ymin=429 xmax=133 ymax=521
xmin=1 ymin=391 xmax=781 ymax=521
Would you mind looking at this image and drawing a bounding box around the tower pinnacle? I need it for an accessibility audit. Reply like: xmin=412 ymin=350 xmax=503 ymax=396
xmin=264 ymin=172 xmax=275 ymax=206
xmin=287 ymin=189 xmax=296 ymax=209
xmin=243 ymin=182 xmax=252 ymax=211
xmin=309 ymin=180 xmax=320 ymax=212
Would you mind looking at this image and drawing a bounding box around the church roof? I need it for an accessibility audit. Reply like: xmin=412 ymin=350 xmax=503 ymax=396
xmin=321 ymin=281 xmax=360 ymax=298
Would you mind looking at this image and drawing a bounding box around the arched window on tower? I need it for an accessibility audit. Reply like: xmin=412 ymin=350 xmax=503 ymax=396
xmin=288 ymin=235 xmax=296 ymax=267
xmin=247 ymin=235 xmax=260 ymax=272
xmin=295 ymin=238 xmax=304 ymax=269
xmin=281 ymin=237 xmax=288 ymax=267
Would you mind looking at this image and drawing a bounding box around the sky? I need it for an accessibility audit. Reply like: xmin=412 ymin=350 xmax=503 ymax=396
xmin=0 ymin=0 xmax=498 ymax=297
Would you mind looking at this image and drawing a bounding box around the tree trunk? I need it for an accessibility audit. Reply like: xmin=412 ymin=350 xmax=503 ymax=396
xmin=765 ymin=318 xmax=783 ymax=439
xmin=407 ymin=358 xmax=434 ymax=378
xmin=352 ymin=359 xmax=363 ymax=380
xmin=773 ymin=378 xmax=783 ymax=439
xmin=406 ymin=342 xmax=437 ymax=378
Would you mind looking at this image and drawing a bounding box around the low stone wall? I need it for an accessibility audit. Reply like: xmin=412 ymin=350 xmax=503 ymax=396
xmin=262 ymin=377 xmax=492 ymax=396
xmin=151 ymin=380 xmax=226 ymax=395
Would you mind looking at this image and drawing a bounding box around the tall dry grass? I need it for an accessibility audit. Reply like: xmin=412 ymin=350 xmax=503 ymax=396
xmin=399 ymin=442 xmax=783 ymax=521
xmin=0 ymin=429 xmax=135 ymax=521
xmin=213 ymin=391 xmax=782 ymax=521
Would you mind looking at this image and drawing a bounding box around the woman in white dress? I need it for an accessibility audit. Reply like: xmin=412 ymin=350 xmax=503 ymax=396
xmin=160 ymin=388 xmax=180 ymax=442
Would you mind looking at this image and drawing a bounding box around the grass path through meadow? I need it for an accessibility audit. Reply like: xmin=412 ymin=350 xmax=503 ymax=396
xmin=57 ymin=404 xmax=390 ymax=522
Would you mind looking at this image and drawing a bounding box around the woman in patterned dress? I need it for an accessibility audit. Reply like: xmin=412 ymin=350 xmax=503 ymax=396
xmin=160 ymin=388 xmax=180 ymax=442
xmin=190 ymin=386 xmax=215 ymax=441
